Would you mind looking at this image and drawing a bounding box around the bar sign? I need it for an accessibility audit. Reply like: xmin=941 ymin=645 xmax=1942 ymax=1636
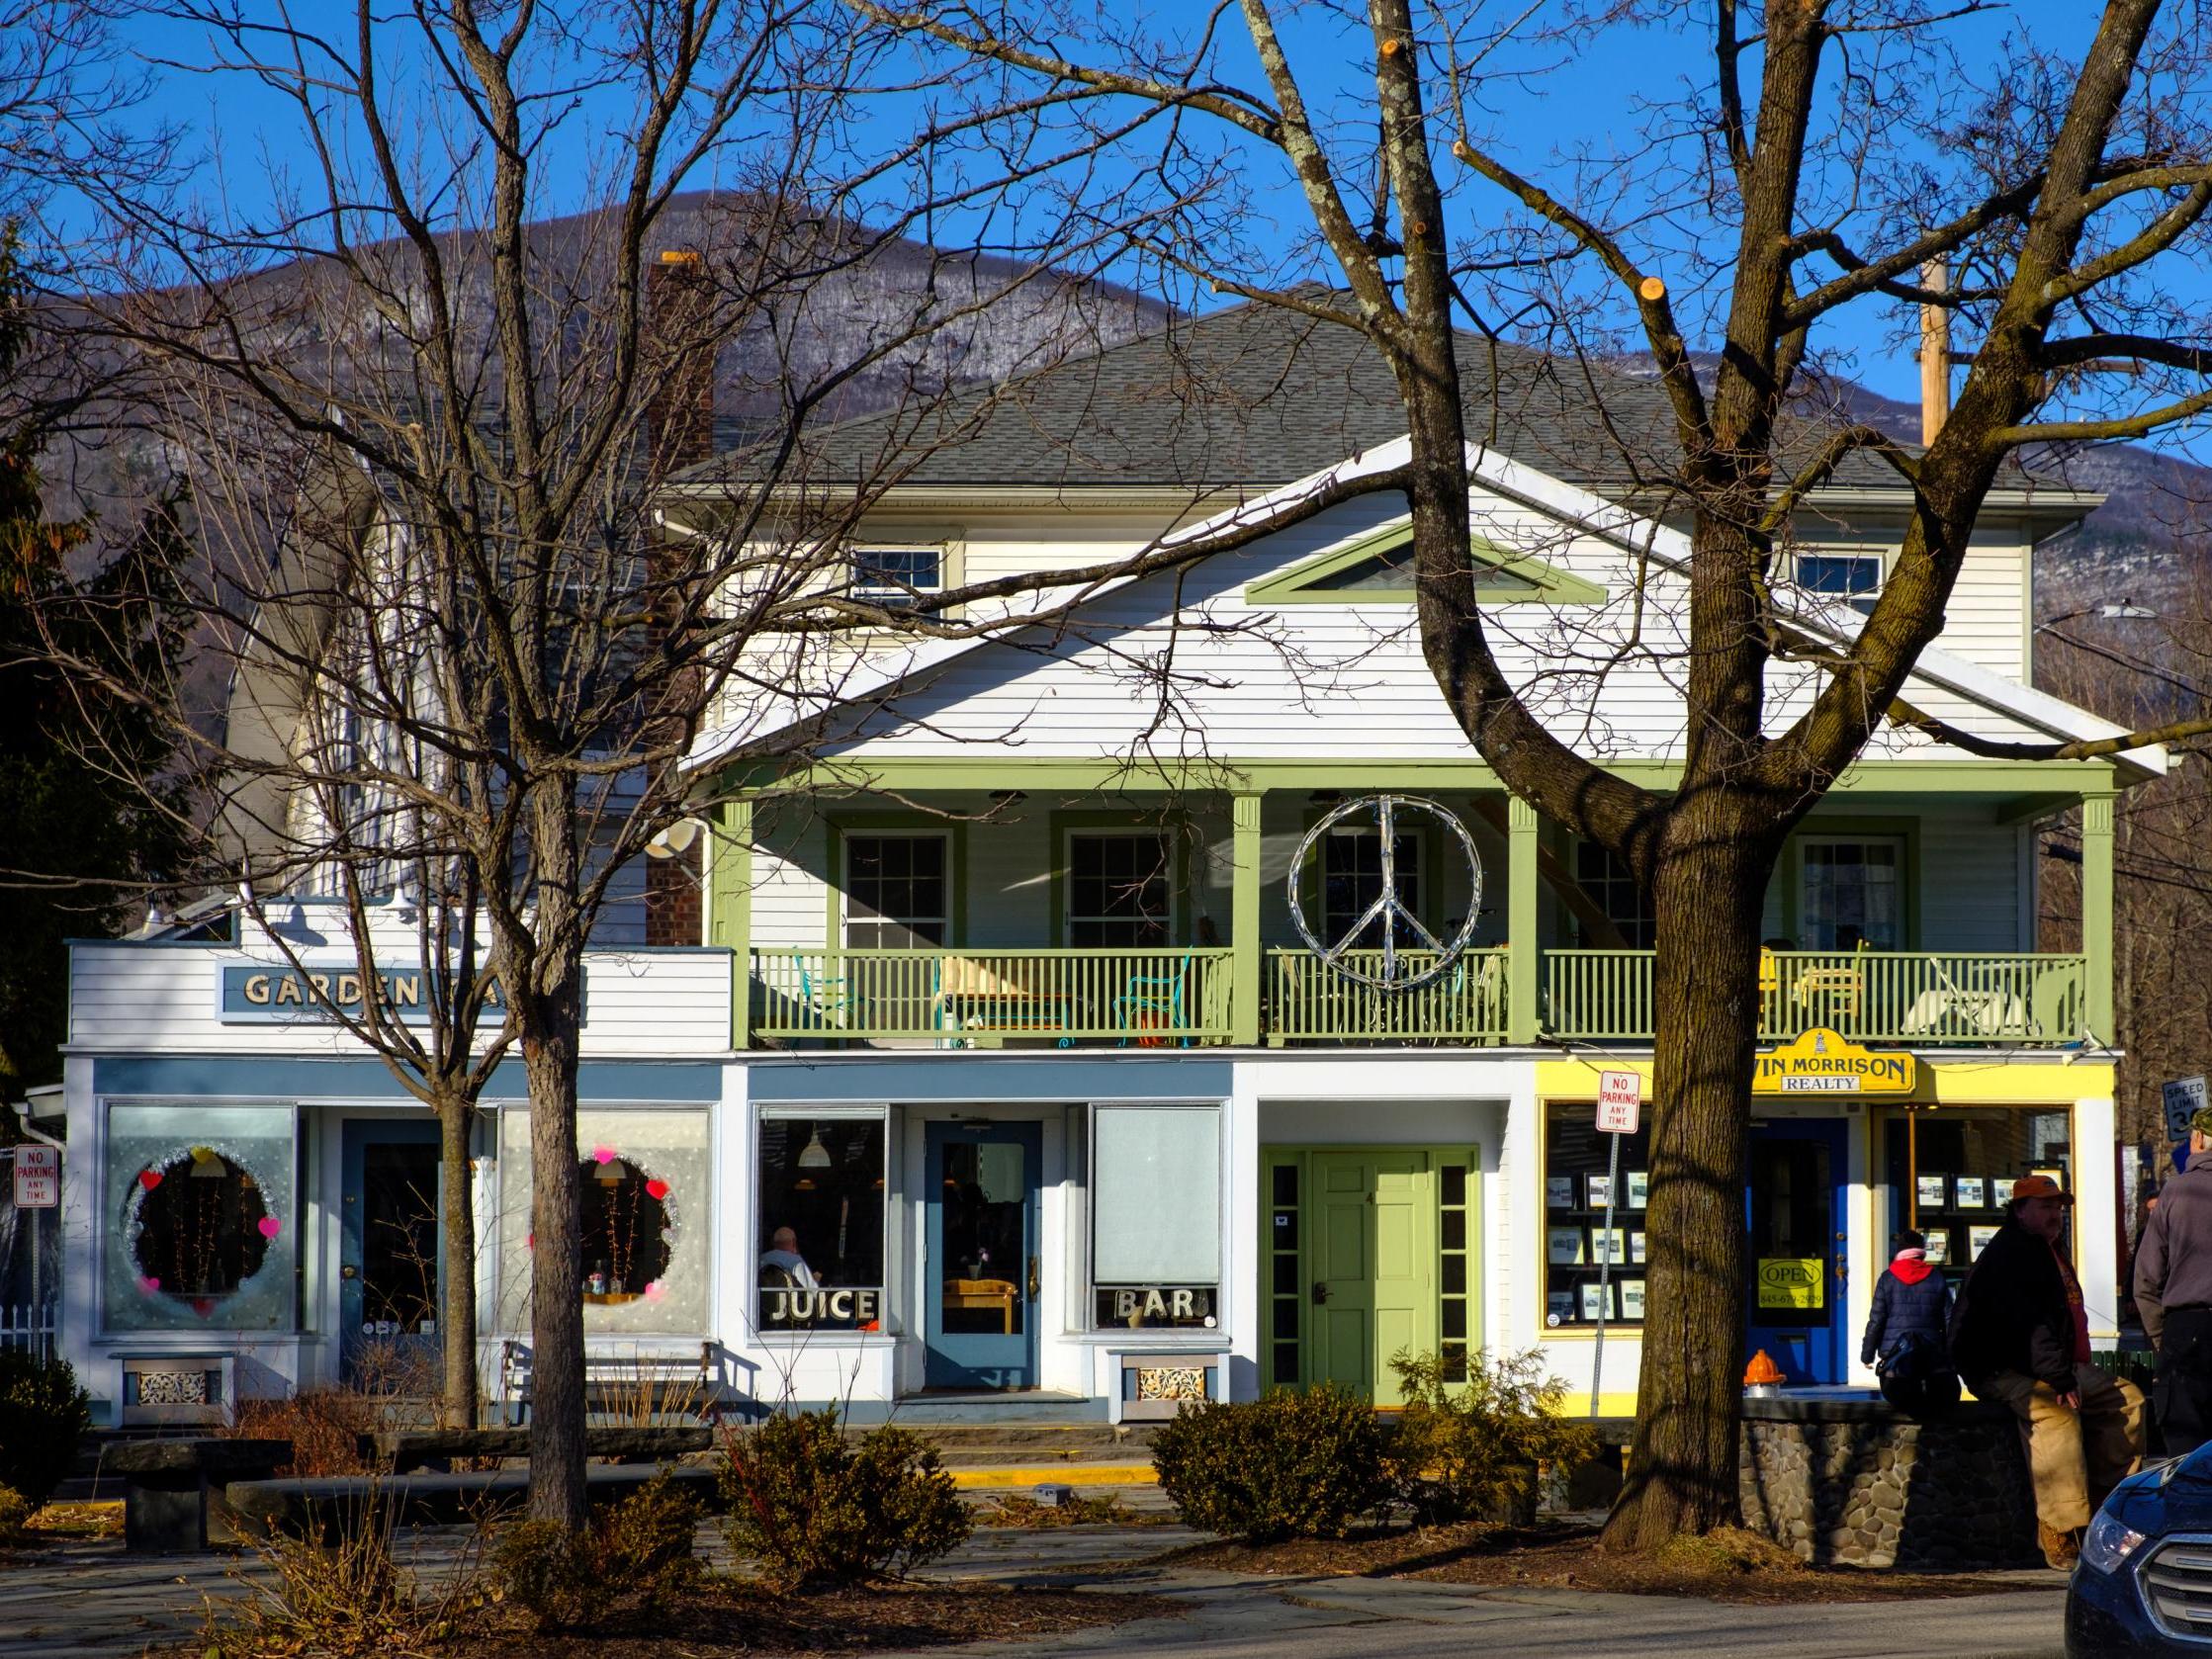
xmin=12 ymin=1145 xmax=58 ymax=1209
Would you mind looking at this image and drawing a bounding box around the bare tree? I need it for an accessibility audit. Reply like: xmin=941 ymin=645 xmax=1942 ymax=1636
xmin=45 ymin=0 xmax=1221 ymax=1527
xmin=844 ymin=0 xmax=2212 ymax=1544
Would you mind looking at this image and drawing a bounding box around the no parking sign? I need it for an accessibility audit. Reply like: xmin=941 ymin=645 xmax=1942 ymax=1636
xmin=12 ymin=1145 xmax=58 ymax=1208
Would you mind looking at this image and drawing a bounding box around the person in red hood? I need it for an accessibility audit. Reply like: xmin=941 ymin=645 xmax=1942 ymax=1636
xmin=1863 ymin=1229 xmax=1952 ymax=1360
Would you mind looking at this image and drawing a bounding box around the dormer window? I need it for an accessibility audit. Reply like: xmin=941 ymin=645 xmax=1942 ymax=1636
xmin=1795 ymin=553 xmax=1883 ymax=601
xmin=851 ymin=544 xmax=944 ymax=608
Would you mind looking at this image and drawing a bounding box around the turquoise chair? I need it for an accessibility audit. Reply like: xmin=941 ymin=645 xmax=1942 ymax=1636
xmin=1113 ymin=955 xmax=1194 ymax=1047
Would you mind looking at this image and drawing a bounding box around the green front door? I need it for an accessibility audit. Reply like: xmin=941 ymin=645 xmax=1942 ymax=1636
xmin=1308 ymin=1151 xmax=1436 ymax=1406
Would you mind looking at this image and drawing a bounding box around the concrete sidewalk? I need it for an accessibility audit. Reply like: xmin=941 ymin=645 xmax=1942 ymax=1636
xmin=0 ymin=1507 xmax=2071 ymax=1659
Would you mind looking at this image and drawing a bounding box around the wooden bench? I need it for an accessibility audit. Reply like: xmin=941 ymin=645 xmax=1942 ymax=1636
xmin=498 ymin=1339 xmax=717 ymax=1426
xmin=358 ymin=1424 xmax=716 ymax=1475
xmin=100 ymin=1437 xmax=293 ymax=1552
xmin=225 ymin=1462 xmax=723 ymax=1541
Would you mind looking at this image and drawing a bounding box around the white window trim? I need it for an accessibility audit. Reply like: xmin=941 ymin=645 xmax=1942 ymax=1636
xmin=1063 ymin=828 xmax=1177 ymax=948
xmin=840 ymin=829 xmax=952 ymax=949
xmin=1086 ymin=1102 xmax=1225 ymax=1334
xmin=1791 ymin=548 xmax=1888 ymax=602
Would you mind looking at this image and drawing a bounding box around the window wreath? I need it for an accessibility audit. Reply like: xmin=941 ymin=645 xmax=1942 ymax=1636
xmin=578 ymin=1145 xmax=675 ymax=1304
xmin=127 ymin=1146 xmax=281 ymax=1315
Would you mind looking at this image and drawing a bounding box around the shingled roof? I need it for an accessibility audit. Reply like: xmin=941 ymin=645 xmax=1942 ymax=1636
xmin=674 ymin=296 xmax=2037 ymax=498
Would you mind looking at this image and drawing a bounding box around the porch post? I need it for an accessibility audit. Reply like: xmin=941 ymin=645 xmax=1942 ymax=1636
xmin=1507 ymin=796 xmax=1540 ymax=1043
xmin=1232 ymin=792 xmax=1263 ymax=1046
xmin=2081 ymin=790 xmax=2115 ymax=1042
xmin=713 ymin=796 xmax=754 ymax=1050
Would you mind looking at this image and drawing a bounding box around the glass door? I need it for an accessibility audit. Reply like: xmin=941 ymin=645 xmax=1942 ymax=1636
xmin=339 ymin=1119 xmax=443 ymax=1385
xmin=923 ymin=1121 xmax=1041 ymax=1389
xmin=1745 ymin=1119 xmax=1849 ymax=1384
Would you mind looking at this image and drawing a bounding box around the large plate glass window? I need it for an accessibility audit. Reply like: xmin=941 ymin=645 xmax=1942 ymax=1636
xmin=843 ymin=832 xmax=949 ymax=949
xmin=1092 ymin=1104 xmax=1220 ymax=1329
xmin=105 ymin=1102 xmax=298 ymax=1333
xmin=1543 ymin=1101 xmax=1648 ymax=1330
xmin=1322 ymin=824 xmax=1420 ymax=949
xmin=1880 ymin=1105 xmax=2073 ymax=1278
xmin=494 ymin=1108 xmax=712 ymax=1335
xmin=756 ymin=1111 xmax=887 ymax=1330
xmin=1801 ymin=836 xmax=1903 ymax=951
xmin=1066 ymin=831 xmax=1172 ymax=948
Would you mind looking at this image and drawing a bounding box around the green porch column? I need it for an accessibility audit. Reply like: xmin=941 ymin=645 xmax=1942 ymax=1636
xmin=711 ymin=797 xmax=754 ymax=1050
xmin=1507 ymin=796 xmax=1540 ymax=1043
xmin=2081 ymin=791 xmax=2115 ymax=1041
xmin=1232 ymin=792 xmax=1264 ymax=1046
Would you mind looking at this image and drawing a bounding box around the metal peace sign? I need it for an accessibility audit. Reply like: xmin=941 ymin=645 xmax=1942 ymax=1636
xmin=1286 ymin=794 xmax=1484 ymax=991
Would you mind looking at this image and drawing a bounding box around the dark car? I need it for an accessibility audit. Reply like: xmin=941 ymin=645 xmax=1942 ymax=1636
xmin=2069 ymin=1446 xmax=2212 ymax=1653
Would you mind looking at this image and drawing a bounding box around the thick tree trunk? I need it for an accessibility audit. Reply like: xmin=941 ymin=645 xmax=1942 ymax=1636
xmin=1600 ymin=810 xmax=1777 ymax=1550
xmin=436 ymin=1094 xmax=480 ymax=1430
xmin=523 ymin=1017 xmax=586 ymax=1528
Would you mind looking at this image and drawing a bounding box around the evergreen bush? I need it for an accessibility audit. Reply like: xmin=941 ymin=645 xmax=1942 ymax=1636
xmin=1150 ymin=1384 xmax=1389 ymax=1542
xmin=0 ymin=1351 xmax=90 ymax=1509
xmin=1382 ymin=1349 xmax=1600 ymax=1527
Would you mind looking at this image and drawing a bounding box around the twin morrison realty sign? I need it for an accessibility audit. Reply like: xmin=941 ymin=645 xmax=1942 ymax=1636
xmin=1753 ymin=1028 xmax=1916 ymax=1095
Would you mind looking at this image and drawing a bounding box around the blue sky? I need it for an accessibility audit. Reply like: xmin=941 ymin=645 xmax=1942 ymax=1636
xmin=98 ymin=2 xmax=2189 ymax=428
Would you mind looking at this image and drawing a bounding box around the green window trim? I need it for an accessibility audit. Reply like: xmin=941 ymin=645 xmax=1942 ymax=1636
xmin=1244 ymin=519 xmax=1608 ymax=607
xmin=1046 ymin=810 xmax=1203 ymax=949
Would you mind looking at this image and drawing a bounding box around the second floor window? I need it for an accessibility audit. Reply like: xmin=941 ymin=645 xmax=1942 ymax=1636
xmin=1801 ymin=837 xmax=1902 ymax=951
xmin=1572 ymin=842 xmax=1656 ymax=950
xmin=843 ymin=832 xmax=948 ymax=948
xmin=1322 ymin=826 xmax=1420 ymax=950
xmin=1795 ymin=553 xmax=1882 ymax=600
xmin=851 ymin=545 xmax=944 ymax=607
xmin=1066 ymin=831 xmax=1172 ymax=948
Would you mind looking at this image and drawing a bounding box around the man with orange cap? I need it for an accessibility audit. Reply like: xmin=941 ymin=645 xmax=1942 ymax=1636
xmin=1950 ymin=1174 xmax=2144 ymax=1569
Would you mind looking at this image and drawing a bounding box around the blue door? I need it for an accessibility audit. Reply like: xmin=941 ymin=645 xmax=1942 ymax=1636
xmin=1745 ymin=1118 xmax=1850 ymax=1385
xmin=340 ymin=1119 xmax=444 ymax=1384
xmin=924 ymin=1121 xmax=1041 ymax=1389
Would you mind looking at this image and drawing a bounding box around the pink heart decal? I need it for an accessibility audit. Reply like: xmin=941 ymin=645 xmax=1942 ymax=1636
xmin=645 ymin=1179 xmax=669 ymax=1201
xmin=138 ymin=1275 xmax=161 ymax=1294
xmin=643 ymin=1280 xmax=666 ymax=1302
xmin=591 ymin=1145 xmax=618 ymax=1165
xmin=257 ymin=1217 xmax=282 ymax=1240
xmin=525 ymin=1232 xmax=534 ymax=1251
xmin=138 ymin=1170 xmax=162 ymax=1190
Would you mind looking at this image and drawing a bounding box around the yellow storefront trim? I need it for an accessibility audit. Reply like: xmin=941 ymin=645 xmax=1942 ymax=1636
xmin=1536 ymin=1055 xmax=2113 ymax=1105
xmin=950 ymin=1463 xmax=1158 ymax=1489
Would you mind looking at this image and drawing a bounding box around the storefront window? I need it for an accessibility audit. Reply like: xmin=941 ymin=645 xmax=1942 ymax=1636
xmin=105 ymin=1103 xmax=297 ymax=1332
xmin=1092 ymin=1105 xmax=1220 ymax=1330
xmin=1544 ymin=1102 xmax=1648 ymax=1329
xmin=755 ymin=1115 xmax=886 ymax=1331
xmin=495 ymin=1109 xmax=711 ymax=1335
xmin=1883 ymin=1106 xmax=2073 ymax=1276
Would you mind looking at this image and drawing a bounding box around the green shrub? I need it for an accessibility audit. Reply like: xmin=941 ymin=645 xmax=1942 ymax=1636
xmin=0 ymin=1485 xmax=30 ymax=1545
xmin=720 ymin=1408 xmax=969 ymax=1591
xmin=0 ymin=1351 xmax=89 ymax=1509
xmin=489 ymin=1478 xmax=701 ymax=1630
xmin=1382 ymin=1349 xmax=1600 ymax=1527
xmin=1151 ymin=1384 xmax=1390 ymax=1542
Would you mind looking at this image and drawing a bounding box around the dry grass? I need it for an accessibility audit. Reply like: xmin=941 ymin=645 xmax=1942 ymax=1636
xmin=971 ymin=1493 xmax=1169 ymax=1529
xmin=220 ymin=1340 xmax=446 ymax=1477
xmin=590 ymin=1357 xmax=710 ymax=1429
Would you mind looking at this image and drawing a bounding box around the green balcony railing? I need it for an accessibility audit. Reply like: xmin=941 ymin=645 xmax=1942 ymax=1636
xmin=1268 ymin=947 xmax=1511 ymax=1045
xmin=751 ymin=947 xmax=1233 ymax=1045
xmin=1543 ymin=949 xmax=2087 ymax=1046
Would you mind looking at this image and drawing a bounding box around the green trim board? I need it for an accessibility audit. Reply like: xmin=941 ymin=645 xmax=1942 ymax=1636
xmin=716 ymin=754 xmax=2125 ymax=801
xmin=1244 ymin=520 xmax=1608 ymax=607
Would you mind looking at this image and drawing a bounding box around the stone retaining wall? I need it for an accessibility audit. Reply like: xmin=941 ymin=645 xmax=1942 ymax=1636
xmin=1736 ymin=1396 xmax=2040 ymax=1568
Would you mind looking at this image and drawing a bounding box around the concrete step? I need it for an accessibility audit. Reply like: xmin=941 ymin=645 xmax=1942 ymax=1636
xmin=929 ymin=1445 xmax=1156 ymax=1468
xmin=884 ymin=1423 xmax=1155 ymax=1449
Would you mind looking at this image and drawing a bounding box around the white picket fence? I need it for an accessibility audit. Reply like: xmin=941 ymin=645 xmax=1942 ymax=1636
xmin=0 ymin=1300 xmax=56 ymax=1362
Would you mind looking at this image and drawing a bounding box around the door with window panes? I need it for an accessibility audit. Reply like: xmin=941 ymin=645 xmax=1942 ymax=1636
xmin=1322 ymin=824 xmax=1420 ymax=953
xmin=1800 ymin=837 xmax=1902 ymax=952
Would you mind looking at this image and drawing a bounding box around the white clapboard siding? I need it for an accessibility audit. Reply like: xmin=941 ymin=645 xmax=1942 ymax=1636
xmin=68 ymin=943 xmax=732 ymax=1058
xmin=788 ymin=488 xmax=2060 ymax=765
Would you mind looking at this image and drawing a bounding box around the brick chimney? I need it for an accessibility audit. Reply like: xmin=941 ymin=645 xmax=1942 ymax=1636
xmin=643 ymin=248 xmax=716 ymax=946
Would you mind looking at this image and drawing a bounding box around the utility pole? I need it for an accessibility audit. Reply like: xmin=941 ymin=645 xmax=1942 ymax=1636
xmin=1919 ymin=259 xmax=1950 ymax=446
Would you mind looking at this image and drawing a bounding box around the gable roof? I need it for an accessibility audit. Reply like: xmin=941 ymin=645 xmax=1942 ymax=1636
xmin=686 ymin=437 xmax=2161 ymax=779
xmin=672 ymin=297 xmax=2079 ymax=506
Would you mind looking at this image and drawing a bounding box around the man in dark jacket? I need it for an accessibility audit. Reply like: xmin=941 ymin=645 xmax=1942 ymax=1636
xmin=2135 ymin=1106 xmax=2212 ymax=1456
xmin=1862 ymin=1229 xmax=1956 ymax=1416
xmin=1951 ymin=1175 xmax=2144 ymax=1569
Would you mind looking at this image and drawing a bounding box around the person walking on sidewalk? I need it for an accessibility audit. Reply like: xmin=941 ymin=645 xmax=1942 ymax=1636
xmin=1951 ymin=1175 xmax=2144 ymax=1569
xmin=2135 ymin=1106 xmax=2212 ymax=1458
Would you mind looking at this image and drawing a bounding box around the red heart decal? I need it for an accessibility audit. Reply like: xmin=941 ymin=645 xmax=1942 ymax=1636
xmin=189 ymin=1297 xmax=217 ymax=1319
xmin=257 ymin=1217 xmax=282 ymax=1240
xmin=525 ymin=1232 xmax=534 ymax=1251
xmin=138 ymin=1169 xmax=162 ymax=1190
xmin=645 ymin=1179 xmax=669 ymax=1201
